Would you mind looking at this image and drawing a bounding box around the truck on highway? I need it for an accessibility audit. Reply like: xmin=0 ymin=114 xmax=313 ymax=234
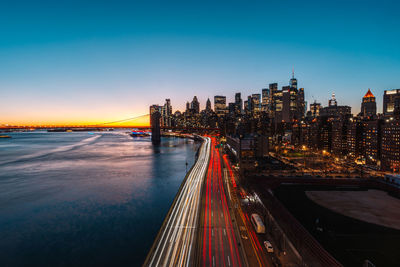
xmin=251 ymin=213 xmax=266 ymax=234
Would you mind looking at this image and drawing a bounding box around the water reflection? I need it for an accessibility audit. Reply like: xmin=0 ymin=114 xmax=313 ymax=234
xmin=0 ymin=131 xmax=200 ymax=266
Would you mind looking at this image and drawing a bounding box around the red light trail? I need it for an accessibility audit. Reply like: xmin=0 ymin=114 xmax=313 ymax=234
xmin=201 ymin=137 xmax=243 ymax=267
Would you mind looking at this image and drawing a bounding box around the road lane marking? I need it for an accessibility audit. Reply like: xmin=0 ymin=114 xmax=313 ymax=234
xmin=227 ymin=255 xmax=231 ymax=266
xmin=224 ymin=229 xmax=226 ymax=236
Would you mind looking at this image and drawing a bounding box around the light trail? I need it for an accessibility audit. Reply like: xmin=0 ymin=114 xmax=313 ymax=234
xmin=201 ymin=137 xmax=244 ymax=267
xmin=223 ymin=154 xmax=267 ymax=267
xmin=145 ymin=136 xmax=211 ymax=267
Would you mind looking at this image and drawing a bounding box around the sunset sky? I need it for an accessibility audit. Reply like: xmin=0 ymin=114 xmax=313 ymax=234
xmin=1 ymin=0 xmax=399 ymax=126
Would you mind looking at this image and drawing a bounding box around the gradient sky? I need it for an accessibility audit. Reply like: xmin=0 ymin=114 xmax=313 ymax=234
xmin=1 ymin=0 xmax=399 ymax=126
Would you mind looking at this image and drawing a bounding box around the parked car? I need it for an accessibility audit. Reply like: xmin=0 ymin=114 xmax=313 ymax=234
xmin=264 ymin=241 xmax=274 ymax=253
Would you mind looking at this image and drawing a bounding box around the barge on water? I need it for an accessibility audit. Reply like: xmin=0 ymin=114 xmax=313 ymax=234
xmin=130 ymin=129 xmax=150 ymax=137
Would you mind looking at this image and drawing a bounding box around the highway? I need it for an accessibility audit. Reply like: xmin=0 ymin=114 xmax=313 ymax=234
xmin=199 ymin=137 xmax=244 ymax=267
xmin=221 ymin=155 xmax=269 ymax=267
xmin=145 ymin=136 xmax=211 ymax=267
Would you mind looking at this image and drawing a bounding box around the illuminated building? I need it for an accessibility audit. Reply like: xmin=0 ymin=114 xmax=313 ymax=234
xmin=282 ymin=86 xmax=291 ymax=122
xmin=332 ymin=118 xmax=350 ymax=156
xmin=214 ymin=95 xmax=227 ymax=117
xmin=273 ymin=89 xmax=283 ymax=122
xmin=281 ymin=73 xmax=305 ymax=122
xmin=247 ymin=95 xmax=252 ymax=115
xmin=319 ymin=117 xmax=332 ymax=152
xmin=360 ymin=89 xmax=377 ymax=118
xmin=363 ymin=119 xmax=382 ymax=166
xmin=261 ymin=88 xmax=270 ymax=113
xmin=289 ymin=70 xmax=297 ymax=89
xmin=244 ymin=100 xmax=249 ymax=114
xmin=251 ymin=93 xmax=261 ymax=117
xmin=320 ymin=93 xmax=351 ymax=118
xmin=309 ymin=101 xmax=321 ymax=118
xmin=234 ymin=93 xmax=242 ymax=116
xmin=297 ymin=87 xmax=305 ymax=119
xmin=162 ymin=99 xmax=172 ymax=127
xmin=269 ymin=83 xmax=278 ymax=118
xmin=383 ymin=89 xmax=400 ymax=116
xmin=328 ymin=92 xmax=337 ymax=107
xmin=381 ymin=117 xmax=400 ymax=172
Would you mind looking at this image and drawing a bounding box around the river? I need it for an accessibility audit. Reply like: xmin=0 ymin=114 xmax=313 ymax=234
xmin=0 ymin=131 xmax=200 ymax=266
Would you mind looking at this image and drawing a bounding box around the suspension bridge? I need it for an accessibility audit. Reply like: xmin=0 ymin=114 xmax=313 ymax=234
xmin=0 ymin=114 xmax=220 ymax=132
xmin=0 ymin=114 xmax=151 ymax=129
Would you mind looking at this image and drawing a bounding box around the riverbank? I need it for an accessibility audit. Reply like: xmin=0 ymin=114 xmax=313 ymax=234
xmin=143 ymin=136 xmax=210 ymax=266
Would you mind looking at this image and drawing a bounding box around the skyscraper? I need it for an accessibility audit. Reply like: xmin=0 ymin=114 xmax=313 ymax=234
xmin=262 ymin=88 xmax=270 ymax=113
xmin=383 ymin=89 xmax=400 ymax=116
xmin=251 ymin=94 xmax=261 ymax=117
xmin=246 ymin=95 xmax=252 ymax=115
xmin=206 ymin=98 xmax=212 ymax=112
xmin=234 ymin=93 xmax=242 ymax=115
xmin=214 ymin=95 xmax=227 ymax=117
xmin=289 ymin=69 xmax=297 ymax=90
xmin=269 ymin=83 xmax=278 ymax=118
xmin=381 ymin=118 xmax=400 ymax=171
xmin=191 ymin=96 xmax=200 ymax=114
xmin=273 ymin=89 xmax=283 ymax=122
xmin=282 ymin=86 xmax=291 ymax=122
xmin=280 ymin=72 xmax=305 ymax=122
xmin=162 ymin=99 xmax=172 ymax=127
xmin=360 ymin=89 xmax=376 ymax=118
xmin=228 ymin=103 xmax=235 ymax=116
xmin=269 ymin=83 xmax=278 ymax=95
xmin=297 ymin=88 xmax=305 ymax=120
xmin=186 ymin=101 xmax=190 ymax=113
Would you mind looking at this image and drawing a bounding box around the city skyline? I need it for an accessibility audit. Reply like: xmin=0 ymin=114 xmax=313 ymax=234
xmin=1 ymin=0 xmax=400 ymax=126
xmin=2 ymin=2 xmax=400 ymax=267
xmin=1 ymin=72 xmax=395 ymax=127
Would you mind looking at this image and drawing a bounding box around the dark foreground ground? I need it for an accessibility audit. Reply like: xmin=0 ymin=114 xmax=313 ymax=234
xmin=274 ymin=185 xmax=400 ymax=267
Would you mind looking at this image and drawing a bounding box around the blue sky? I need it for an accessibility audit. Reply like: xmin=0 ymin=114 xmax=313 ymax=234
xmin=1 ymin=0 xmax=399 ymax=125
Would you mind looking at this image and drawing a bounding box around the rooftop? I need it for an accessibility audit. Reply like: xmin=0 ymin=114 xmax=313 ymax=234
xmin=364 ymin=88 xmax=375 ymax=98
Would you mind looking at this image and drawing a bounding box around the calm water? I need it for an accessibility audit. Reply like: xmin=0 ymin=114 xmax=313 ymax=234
xmin=0 ymin=131 xmax=200 ymax=267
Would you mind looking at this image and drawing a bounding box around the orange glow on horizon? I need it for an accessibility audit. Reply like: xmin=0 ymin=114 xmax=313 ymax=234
xmin=1 ymin=115 xmax=150 ymax=128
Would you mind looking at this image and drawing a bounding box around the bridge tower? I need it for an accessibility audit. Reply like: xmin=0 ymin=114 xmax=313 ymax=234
xmin=151 ymin=111 xmax=161 ymax=145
